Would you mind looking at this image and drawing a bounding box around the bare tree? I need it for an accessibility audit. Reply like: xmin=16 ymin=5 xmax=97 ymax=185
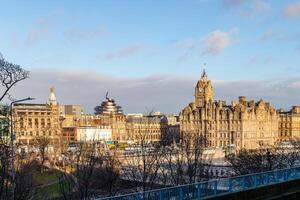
xmin=289 ymin=139 xmax=300 ymax=164
xmin=162 ymin=132 xmax=210 ymax=185
xmin=58 ymin=142 xmax=103 ymax=200
xmin=0 ymin=55 xmax=29 ymax=101
xmin=0 ymin=54 xmax=31 ymax=199
xmin=93 ymin=153 xmax=121 ymax=196
xmin=0 ymin=137 xmax=11 ymax=199
xmin=0 ymin=136 xmax=36 ymax=200
xmin=226 ymin=145 xmax=300 ymax=176
xmin=34 ymin=136 xmax=51 ymax=173
xmin=123 ymin=122 xmax=163 ymax=193
xmin=160 ymin=144 xmax=185 ymax=186
xmin=14 ymin=158 xmax=35 ymax=200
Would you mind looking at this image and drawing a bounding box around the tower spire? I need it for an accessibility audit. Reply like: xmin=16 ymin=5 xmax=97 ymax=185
xmin=201 ymin=63 xmax=207 ymax=80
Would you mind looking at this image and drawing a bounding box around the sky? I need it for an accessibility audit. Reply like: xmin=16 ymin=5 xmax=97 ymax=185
xmin=1 ymin=0 xmax=300 ymax=114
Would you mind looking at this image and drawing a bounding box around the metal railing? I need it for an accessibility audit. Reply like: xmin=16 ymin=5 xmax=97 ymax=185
xmin=97 ymin=166 xmax=300 ymax=200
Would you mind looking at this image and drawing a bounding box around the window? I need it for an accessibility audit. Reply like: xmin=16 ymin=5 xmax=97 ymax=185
xmin=28 ymin=119 xmax=32 ymax=128
xmin=35 ymin=118 xmax=39 ymax=128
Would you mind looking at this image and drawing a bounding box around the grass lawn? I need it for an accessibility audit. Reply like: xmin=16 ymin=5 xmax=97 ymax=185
xmin=34 ymin=179 xmax=74 ymax=199
xmin=33 ymin=168 xmax=62 ymax=186
xmin=32 ymin=168 xmax=75 ymax=199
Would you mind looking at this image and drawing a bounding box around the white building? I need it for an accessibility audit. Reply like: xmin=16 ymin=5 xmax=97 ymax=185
xmin=76 ymin=126 xmax=112 ymax=142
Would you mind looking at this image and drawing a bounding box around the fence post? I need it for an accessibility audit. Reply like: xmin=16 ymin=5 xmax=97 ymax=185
xmin=284 ymin=169 xmax=288 ymax=181
xmin=197 ymin=183 xmax=201 ymax=200
xmin=254 ymin=174 xmax=257 ymax=188
xmin=135 ymin=192 xmax=141 ymax=200
xmin=214 ymin=180 xmax=218 ymax=196
xmin=266 ymin=172 xmax=270 ymax=185
xmin=159 ymin=190 xmax=163 ymax=200
xmin=179 ymin=187 xmax=183 ymax=200
xmin=242 ymin=176 xmax=245 ymax=191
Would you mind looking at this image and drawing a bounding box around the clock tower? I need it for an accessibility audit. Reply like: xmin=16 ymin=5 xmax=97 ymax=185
xmin=195 ymin=69 xmax=213 ymax=107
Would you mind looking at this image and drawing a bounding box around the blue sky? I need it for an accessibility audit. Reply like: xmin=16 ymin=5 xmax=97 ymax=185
xmin=1 ymin=0 xmax=300 ymax=113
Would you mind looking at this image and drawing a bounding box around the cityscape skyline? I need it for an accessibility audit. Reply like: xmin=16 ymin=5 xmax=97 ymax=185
xmin=1 ymin=1 xmax=300 ymax=199
xmin=1 ymin=0 xmax=300 ymax=113
xmin=9 ymin=68 xmax=300 ymax=114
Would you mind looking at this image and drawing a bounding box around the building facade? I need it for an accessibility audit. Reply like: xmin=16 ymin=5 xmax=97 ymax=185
xmin=13 ymin=87 xmax=61 ymax=148
xmin=278 ymin=106 xmax=300 ymax=141
xmin=126 ymin=114 xmax=167 ymax=144
xmin=89 ymin=93 xmax=127 ymax=142
xmin=180 ymin=70 xmax=279 ymax=150
xmin=76 ymin=125 xmax=112 ymax=142
xmin=59 ymin=105 xmax=82 ymax=116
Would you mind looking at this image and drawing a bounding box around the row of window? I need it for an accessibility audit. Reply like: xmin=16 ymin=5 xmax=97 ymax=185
xmin=208 ymin=140 xmax=232 ymax=147
xmin=19 ymin=130 xmax=58 ymax=137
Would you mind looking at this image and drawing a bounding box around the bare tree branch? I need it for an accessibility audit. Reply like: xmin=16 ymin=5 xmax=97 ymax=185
xmin=0 ymin=55 xmax=29 ymax=102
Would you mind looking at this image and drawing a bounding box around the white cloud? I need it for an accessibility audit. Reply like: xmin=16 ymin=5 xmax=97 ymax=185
xmin=64 ymin=26 xmax=106 ymax=42
xmin=283 ymin=1 xmax=300 ymax=18
xmin=249 ymin=54 xmax=273 ymax=66
xmin=174 ymin=38 xmax=196 ymax=50
xmin=224 ymin=0 xmax=271 ymax=17
xmin=26 ymin=20 xmax=49 ymax=46
xmin=223 ymin=0 xmax=245 ymax=8
xmin=201 ymin=28 xmax=237 ymax=55
xmin=260 ymin=29 xmax=282 ymax=41
xmin=174 ymin=38 xmax=197 ymax=62
xmin=251 ymin=0 xmax=270 ymax=13
xmin=25 ymin=8 xmax=63 ymax=47
xmin=7 ymin=68 xmax=300 ymax=114
xmin=105 ymin=44 xmax=144 ymax=60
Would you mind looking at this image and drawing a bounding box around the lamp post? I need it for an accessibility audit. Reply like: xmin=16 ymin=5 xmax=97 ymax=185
xmin=10 ymin=97 xmax=35 ymax=200
xmin=59 ymin=112 xmax=65 ymax=155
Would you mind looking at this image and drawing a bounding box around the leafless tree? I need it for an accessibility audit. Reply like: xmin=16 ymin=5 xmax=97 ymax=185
xmin=59 ymin=145 xmax=123 ymax=199
xmin=0 ymin=54 xmax=32 ymax=199
xmin=123 ymin=126 xmax=163 ymax=193
xmin=0 ymin=137 xmax=36 ymax=200
xmin=226 ymin=144 xmax=300 ymax=176
xmin=161 ymin=132 xmax=210 ymax=185
xmin=13 ymin=158 xmax=35 ymax=200
xmin=58 ymin=142 xmax=104 ymax=200
xmin=0 ymin=55 xmax=29 ymax=102
xmin=0 ymin=137 xmax=11 ymax=199
xmin=34 ymin=136 xmax=51 ymax=173
xmin=289 ymin=138 xmax=300 ymax=163
xmin=93 ymin=152 xmax=121 ymax=196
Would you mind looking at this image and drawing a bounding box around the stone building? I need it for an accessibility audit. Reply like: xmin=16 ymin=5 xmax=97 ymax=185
xmin=59 ymin=105 xmax=82 ymax=116
xmin=91 ymin=93 xmax=126 ymax=142
xmin=126 ymin=113 xmax=167 ymax=144
xmin=278 ymin=106 xmax=300 ymax=141
xmin=13 ymin=87 xmax=62 ymax=149
xmin=180 ymin=70 xmax=279 ymax=150
xmin=76 ymin=125 xmax=112 ymax=142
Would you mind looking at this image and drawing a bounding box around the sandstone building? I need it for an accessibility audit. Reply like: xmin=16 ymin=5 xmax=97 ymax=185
xmin=13 ymin=87 xmax=61 ymax=149
xmin=278 ymin=106 xmax=300 ymax=141
xmin=180 ymin=70 xmax=279 ymax=150
xmin=125 ymin=113 xmax=167 ymax=144
xmin=82 ymin=93 xmax=127 ymax=142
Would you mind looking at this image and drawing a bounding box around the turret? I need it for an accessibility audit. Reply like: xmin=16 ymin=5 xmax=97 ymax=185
xmin=48 ymin=86 xmax=57 ymax=105
xmin=195 ymin=69 xmax=214 ymax=107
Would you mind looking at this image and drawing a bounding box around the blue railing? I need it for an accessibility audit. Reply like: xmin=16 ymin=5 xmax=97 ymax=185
xmin=97 ymin=166 xmax=300 ymax=200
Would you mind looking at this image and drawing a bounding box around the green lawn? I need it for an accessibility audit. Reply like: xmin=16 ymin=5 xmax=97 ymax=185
xmin=34 ymin=179 xmax=74 ymax=199
xmin=33 ymin=168 xmax=62 ymax=186
xmin=31 ymin=168 xmax=75 ymax=199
